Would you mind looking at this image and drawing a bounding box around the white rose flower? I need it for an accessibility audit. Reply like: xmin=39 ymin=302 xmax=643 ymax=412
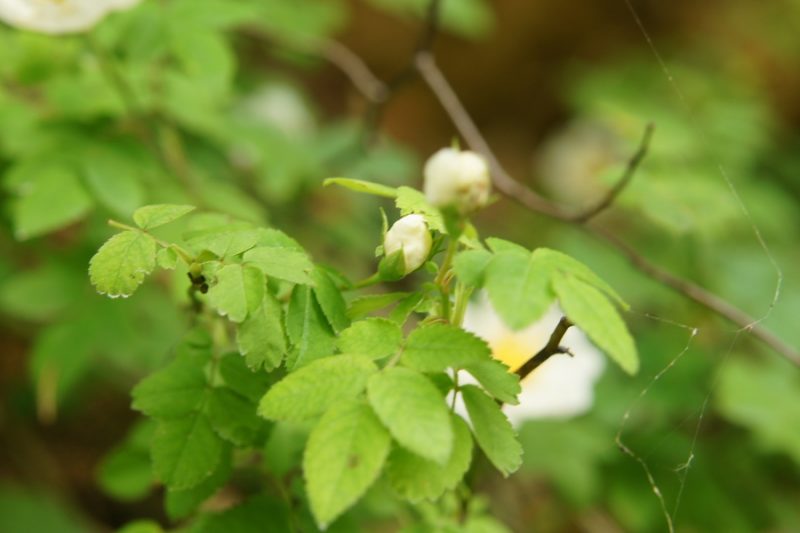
xmin=456 ymin=292 xmax=605 ymax=427
xmin=423 ymin=147 xmax=491 ymax=212
xmin=383 ymin=214 xmax=432 ymax=274
xmin=0 ymin=0 xmax=141 ymax=35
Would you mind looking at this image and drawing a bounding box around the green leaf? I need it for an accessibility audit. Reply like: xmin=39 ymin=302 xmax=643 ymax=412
xmin=97 ymin=421 xmax=154 ymax=502
xmin=324 ymin=177 xmax=398 ymax=198
xmin=336 ymin=318 xmax=403 ymax=360
xmin=485 ymin=238 xmax=528 ymax=255
xmin=207 ymin=263 xmax=265 ymax=323
xmin=133 ymin=204 xmax=195 ymax=230
xmin=236 ymin=292 xmax=287 ymax=371
xmin=152 ymin=413 xmax=224 ymax=490
xmin=311 ymin=267 xmax=350 ymax=333
xmin=132 ymin=357 xmax=207 ymax=419
xmin=89 ymin=230 xmax=157 ymax=298
xmin=716 ymin=357 xmax=800 ymax=463
xmin=218 ymin=353 xmax=271 ymax=403
xmin=387 ymin=413 xmax=473 ymax=502
xmin=453 ymin=249 xmax=493 ymax=287
xmin=347 ymin=292 xmax=409 ymax=320
xmin=403 ymin=324 xmax=492 ymax=372
xmin=243 ymin=246 xmax=314 ymax=285
xmin=191 ymin=494 xmax=291 ymax=533
xmin=285 ymin=285 xmax=336 ymax=370
xmin=535 ymin=248 xmax=626 ymax=308
xmin=207 ymin=387 xmax=265 ymax=446
xmin=10 ymin=165 xmax=93 ymax=240
xmin=303 ymin=400 xmax=391 ymax=529
xmin=485 ymin=250 xmax=556 ymax=330
xmin=156 ymin=247 xmax=179 ymax=270
xmin=395 ymin=186 xmax=445 ymax=232
xmin=552 ymin=272 xmax=638 ymax=374
xmin=165 ymin=448 xmax=232 ymax=521
xmin=367 ymin=367 xmax=453 ymax=464
xmin=184 ymin=225 xmax=260 ymax=258
xmin=460 ymin=385 xmax=522 ymax=476
xmin=463 ymin=359 xmax=521 ymax=405
xmin=82 ymin=143 xmax=145 ymax=218
xmin=259 ymin=355 xmax=377 ymax=422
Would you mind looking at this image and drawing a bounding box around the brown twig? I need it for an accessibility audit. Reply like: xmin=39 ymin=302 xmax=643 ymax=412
xmin=311 ymin=2 xmax=800 ymax=367
xmin=515 ymin=317 xmax=573 ymax=381
xmin=571 ymin=122 xmax=655 ymax=223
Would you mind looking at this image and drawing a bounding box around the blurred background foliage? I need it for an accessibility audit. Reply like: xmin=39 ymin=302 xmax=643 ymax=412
xmin=0 ymin=0 xmax=799 ymax=531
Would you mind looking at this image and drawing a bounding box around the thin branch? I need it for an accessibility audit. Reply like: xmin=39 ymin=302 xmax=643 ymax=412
xmin=308 ymin=3 xmax=800 ymax=366
xmin=571 ymin=122 xmax=655 ymax=223
xmin=311 ymin=38 xmax=388 ymax=103
xmin=414 ymin=48 xmax=800 ymax=367
xmin=515 ymin=317 xmax=573 ymax=381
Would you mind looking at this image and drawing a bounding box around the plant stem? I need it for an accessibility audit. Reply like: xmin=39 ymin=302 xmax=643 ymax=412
xmin=435 ymin=237 xmax=458 ymax=322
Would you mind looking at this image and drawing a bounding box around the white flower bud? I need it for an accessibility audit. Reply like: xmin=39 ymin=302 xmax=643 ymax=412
xmin=0 ymin=0 xmax=141 ymax=35
xmin=423 ymin=147 xmax=491 ymax=212
xmin=383 ymin=214 xmax=432 ymax=274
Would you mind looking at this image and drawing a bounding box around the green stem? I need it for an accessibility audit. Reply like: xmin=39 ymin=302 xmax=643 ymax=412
xmin=451 ymin=283 xmax=473 ymax=327
xmin=351 ymin=272 xmax=382 ymax=290
xmin=434 ymin=237 xmax=458 ymax=322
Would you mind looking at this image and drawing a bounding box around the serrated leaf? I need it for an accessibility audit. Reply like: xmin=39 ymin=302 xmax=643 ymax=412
xmin=336 ymin=318 xmax=403 ymax=360
xmin=453 ymin=249 xmax=493 ymax=287
xmin=552 ymin=272 xmax=638 ymax=374
xmin=259 ymin=355 xmax=377 ymax=422
xmin=152 ymin=413 xmax=224 ymax=490
xmin=485 ymin=250 xmax=555 ymax=330
xmin=285 ymin=285 xmax=336 ymax=370
xmin=485 ymin=238 xmax=529 ymax=255
xmin=207 ymin=263 xmax=265 ymax=323
xmin=236 ymin=292 xmax=287 ymax=371
xmin=132 ymin=357 xmax=207 ymax=419
xmin=165 ymin=448 xmax=232 ymax=521
xmin=312 ymin=267 xmax=350 ymax=333
xmin=387 ymin=413 xmax=473 ymax=502
xmin=367 ymin=367 xmax=453 ymax=464
xmin=89 ymin=230 xmax=157 ymax=298
xmin=156 ymin=247 xmax=179 ymax=270
xmin=395 ymin=186 xmax=445 ymax=232
xmin=243 ymin=246 xmax=314 ymax=285
xmin=403 ymin=324 xmax=492 ymax=372
xmin=535 ymin=248 xmax=626 ymax=308
xmin=218 ymin=353 xmax=271 ymax=402
xmin=303 ymin=400 xmax=391 ymax=528
xmin=324 ymin=177 xmax=398 ymax=198
xmin=346 ymin=292 xmax=409 ymax=320
xmin=464 ymin=359 xmax=521 ymax=405
xmin=207 ymin=387 xmax=265 ymax=446
xmin=133 ymin=204 xmax=195 ymax=230
xmin=461 ymin=385 xmax=522 ymax=476
xmin=184 ymin=225 xmax=260 ymax=258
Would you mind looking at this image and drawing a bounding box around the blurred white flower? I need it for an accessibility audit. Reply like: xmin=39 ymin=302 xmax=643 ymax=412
xmin=423 ymin=147 xmax=491 ymax=212
xmin=536 ymin=119 xmax=626 ymax=206
xmin=0 ymin=0 xmax=141 ymax=35
xmin=459 ymin=292 xmax=605 ymax=426
xmin=383 ymin=214 xmax=432 ymax=274
xmin=240 ymin=83 xmax=316 ymax=139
